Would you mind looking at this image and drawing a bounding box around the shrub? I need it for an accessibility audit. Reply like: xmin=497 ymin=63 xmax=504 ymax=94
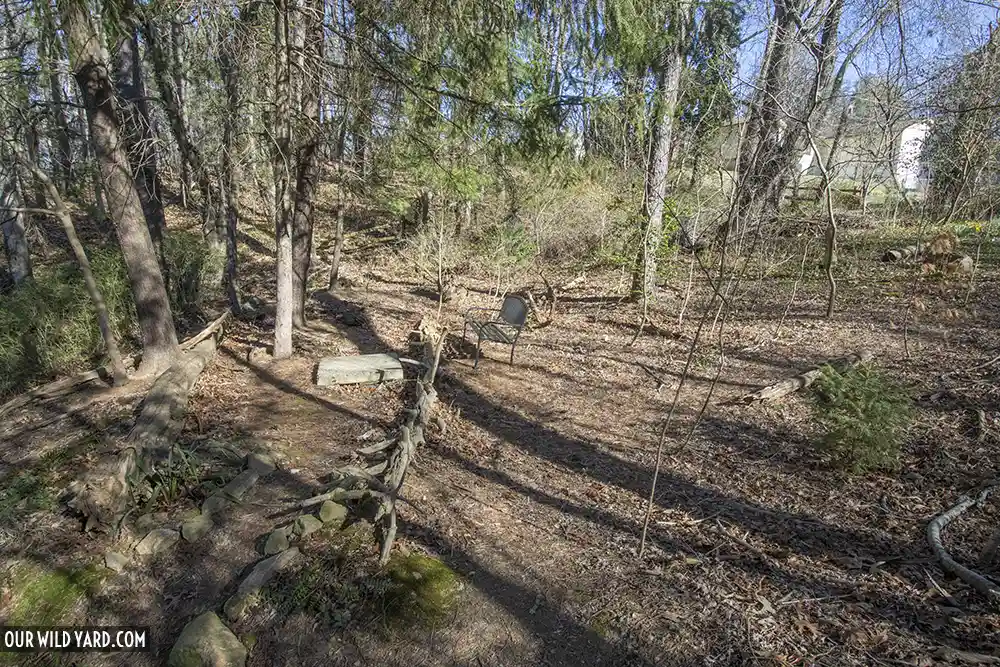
xmin=810 ymin=364 xmax=913 ymax=472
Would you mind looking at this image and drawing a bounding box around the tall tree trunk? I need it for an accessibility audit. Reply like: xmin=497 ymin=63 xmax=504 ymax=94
xmin=328 ymin=203 xmax=346 ymax=291
xmin=732 ymin=0 xmax=845 ymax=238
xmin=60 ymin=0 xmax=178 ymax=376
xmin=41 ymin=11 xmax=74 ymax=192
xmin=1 ymin=178 xmax=32 ymax=285
xmin=291 ymin=0 xmax=324 ymax=327
xmin=170 ymin=14 xmax=191 ymax=204
xmin=24 ymin=126 xmax=47 ymax=209
xmin=273 ymin=0 xmax=294 ymax=359
xmin=631 ymin=21 xmax=684 ymax=302
xmin=142 ymin=18 xmax=223 ymax=251
xmin=114 ymin=29 xmax=167 ymax=253
xmin=219 ymin=31 xmax=243 ymax=315
xmin=25 ymin=160 xmax=128 ymax=384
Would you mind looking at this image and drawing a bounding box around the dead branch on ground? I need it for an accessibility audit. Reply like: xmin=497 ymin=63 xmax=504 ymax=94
xmin=927 ymin=483 xmax=1000 ymax=605
xmin=297 ymin=318 xmax=445 ymax=566
xmin=67 ymin=338 xmax=219 ymax=532
xmin=721 ymin=350 xmax=874 ymax=406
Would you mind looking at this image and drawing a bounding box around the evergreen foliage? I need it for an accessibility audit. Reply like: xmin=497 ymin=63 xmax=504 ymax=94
xmin=810 ymin=364 xmax=913 ymax=473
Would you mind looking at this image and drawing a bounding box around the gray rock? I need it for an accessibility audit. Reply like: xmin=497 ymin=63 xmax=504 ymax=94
xmin=168 ymin=611 xmax=247 ymax=667
xmin=104 ymin=551 xmax=128 ymax=573
xmin=318 ymin=501 xmax=348 ymax=527
xmin=224 ymin=548 xmax=299 ymax=622
xmin=222 ymin=470 xmax=259 ymax=501
xmin=263 ymin=528 xmax=290 ymax=556
xmin=135 ymin=513 xmax=156 ymax=534
xmin=246 ymin=453 xmax=275 ymax=475
xmin=293 ymin=514 xmax=323 ymax=537
xmin=202 ymin=494 xmax=231 ymax=515
xmin=181 ymin=513 xmax=214 ymax=543
xmin=135 ymin=528 xmax=179 ymax=557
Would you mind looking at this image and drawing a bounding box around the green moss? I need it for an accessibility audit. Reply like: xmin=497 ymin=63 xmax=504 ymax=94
xmin=4 ymin=562 xmax=105 ymax=626
xmin=262 ymin=527 xmax=461 ymax=632
xmin=0 ymin=447 xmax=82 ymax=523
xmin=383 ymin=553 xmax=460 ymax=624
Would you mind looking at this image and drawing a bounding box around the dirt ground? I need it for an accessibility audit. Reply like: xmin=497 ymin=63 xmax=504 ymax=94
xmin=3 ymin=215 xmax=1000 ymax=666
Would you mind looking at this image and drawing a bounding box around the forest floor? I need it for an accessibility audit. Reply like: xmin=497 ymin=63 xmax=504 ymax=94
xmin=3 ymin=206 xmax=1000 ymax=666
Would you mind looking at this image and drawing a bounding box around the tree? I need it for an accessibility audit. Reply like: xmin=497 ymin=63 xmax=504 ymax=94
xmin=291 ymin=0 xmax=325 ymax=327
xmin=113 ymin=25 xmax=167 ymax=255
xmin=273 ymin=0 xmax=294 ymax=359
xmin=632 ymin=16 xmax=687 ymax=301
xmin=22 ymin=156 xmax=129 ymax=385
xmin=59 ymin=0 xmax=179 ymax=376
xmin=0 ymin=173 xmax=32 ymax=285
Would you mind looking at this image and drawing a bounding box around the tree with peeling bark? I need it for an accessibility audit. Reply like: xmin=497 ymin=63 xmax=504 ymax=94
xmin=59 ymin=0 xmax=179 ymax=376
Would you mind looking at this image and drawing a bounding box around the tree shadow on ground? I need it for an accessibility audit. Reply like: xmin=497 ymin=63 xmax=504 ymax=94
xmin=430 ymin=370 xmax=991 ymax=651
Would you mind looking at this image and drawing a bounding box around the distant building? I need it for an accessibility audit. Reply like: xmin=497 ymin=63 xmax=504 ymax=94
xmin=711 ymin=116 xmax=932 ymax=195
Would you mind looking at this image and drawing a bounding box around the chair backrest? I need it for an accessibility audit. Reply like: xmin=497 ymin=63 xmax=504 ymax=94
xmin=498 ymin=295 xmax=529 ymax=326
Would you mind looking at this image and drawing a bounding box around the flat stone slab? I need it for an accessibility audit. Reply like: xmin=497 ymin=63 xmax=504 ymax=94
xmin=224 ymin=548 xmax=299 ymax=621
xmin=316 ymin=353 xmax=404 ymax=386
xmin=222 ymin=470 xmax=259 ymax=501
xmin=168 ymin=611 xmax=247 ymax=667
xmin=246 ymin=453 xmax=275 ymax=475
xmin=135 ymin=528 xmax=179 ymax=557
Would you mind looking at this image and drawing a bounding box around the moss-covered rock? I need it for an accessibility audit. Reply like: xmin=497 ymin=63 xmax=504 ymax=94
xmin=384 ymin=553 xmax=461 ymax=624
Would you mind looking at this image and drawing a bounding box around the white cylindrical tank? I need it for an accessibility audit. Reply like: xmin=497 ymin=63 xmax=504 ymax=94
xmin=896 ymin=122 xmax=932 ymax=191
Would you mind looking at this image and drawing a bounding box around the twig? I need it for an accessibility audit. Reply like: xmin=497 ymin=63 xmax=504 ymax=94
xmin=941 ymin=351 xmax=1000 ymax=380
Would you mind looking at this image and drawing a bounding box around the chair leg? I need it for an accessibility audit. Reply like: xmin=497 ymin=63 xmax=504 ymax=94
xmin=474 ymin=335 xmax=481 ymax=370
xmin=509 ymin=344 xmax=515 ymax=365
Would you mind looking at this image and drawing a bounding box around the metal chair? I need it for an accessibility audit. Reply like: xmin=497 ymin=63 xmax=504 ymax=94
xmin=463 ymin=294 xmax=529 ymax=369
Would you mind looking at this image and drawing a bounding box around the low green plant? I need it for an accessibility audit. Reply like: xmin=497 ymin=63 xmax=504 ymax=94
xmin=164 ymin=230 xmax=218 ymax=314
xmin=264 ymin=531 xmax=460 ymax=632
xmin=3 ymin=561 xmax=105 ymax=626
xmin=0 ymin=250 xmax=136 ymax=397
xmin=810 ymin=364 xmax=913 ymax=472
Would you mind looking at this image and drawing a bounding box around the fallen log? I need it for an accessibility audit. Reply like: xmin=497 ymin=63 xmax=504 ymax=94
xmin=722 ymin=350 xmax=874 ymax=406
xmin=180 ymin=311 xmax=231 ymax=351
xmin=882 ymin=244 xmax=925 ymax=262
xmin=928 ymin=484 xmax=1000 ymax=606
xmin=67 ymin=338 xmax=218 ymax=532
xmin=291 ymin=317 xmax=444 ymax=566
xmin=0 ymin=368 xmax=110 ymax=419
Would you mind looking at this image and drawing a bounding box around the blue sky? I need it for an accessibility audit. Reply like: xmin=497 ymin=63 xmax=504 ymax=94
xmin=733 ymin=0 xmax=1000 ymax=101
